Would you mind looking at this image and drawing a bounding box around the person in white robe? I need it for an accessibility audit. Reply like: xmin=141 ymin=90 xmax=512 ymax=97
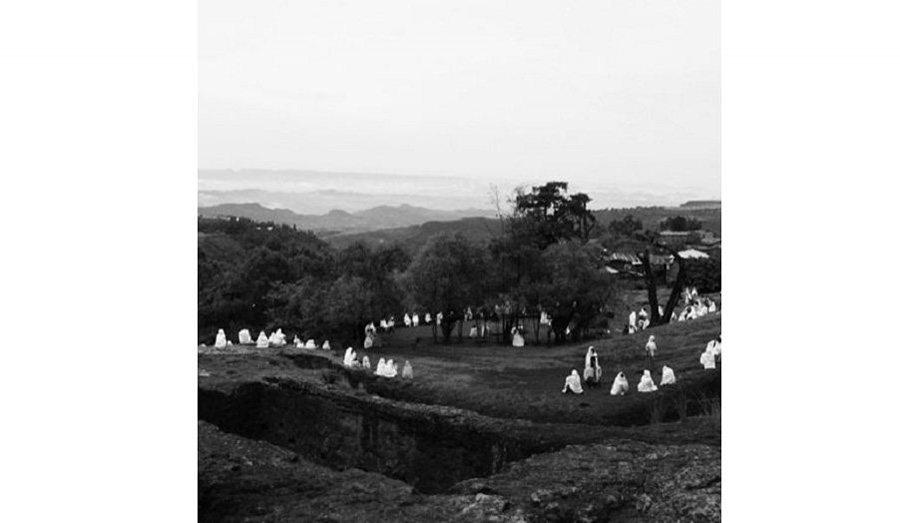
xmin=687 ymin=307 xmax=698 ymax=320
xmin=384 ymin=359 xmax=398 ymax=378
xmin=226 ymin=341 xmax=233 ymax=346
xmin=215 ymin=329 xmax=227 ymax=349
xmin=412 ymin=313 xmax=419 ymax=327
xmin=343 ymin=347 xmax=357 ymax=367
xmin=562 ymin=370 xmax=584 ymax=394
xmin=700 ymin=348 xmax=716 ymax=369
xmin=709 ymin=300 xmax=717 ymax=313
xmin=425 ymin=312 xmax=432 ymax=324
xmin=469 ymin=324 xmax=478 ymax=338
xmin=380 ymin=319 xmax=388 ymax=330
xmin=322 ymin=340 xmax=331 ymax=351
xmin=364 ymin=333 xmax=374 ymax=349
xmin=706 ymin=338 xmax=719 ymax=357
xmin=238 ymin=329 xmax=252 ymax=345
xmin=375 ymin=358 xmax=386 ymax=376
xmin=638 ymin=307 xmax=648 ymax=321
xmin=305 ymin=339 xmax=316 ymax=349
xmin=628 ymin=310 xmax=637 ymax=330
xmin=660 ymin=365 xmax=676 ymax=386
xmin=293 ymin=335 xmax=301 ymax=347
xmin=637 ymin=370 xmax=658 ymax=393
xmin=402 ymin=360 xmax=414 ymax=379
xmin=658 ymin=306 xmax=664 ymax=317
xmin=362 ymin=355 xmax=371 ymax=370
xmin=678 ymin=309 xmax=688 ymax=322
xmin=512 ymin=327 xmax=525 ymax=347
xmin=437 ymin=312 xmax=443 ymax=326
xmin=404 ymin=313 xmax=412 ymax=327
xmin=610 ymin=372 xmax=629 ymax=395
xmin=583 ymin=346 xmax=601 ymax=387
xmin=270 ymin=329 xmax=286 ymax=347
xmin=645 ymin=335 xmax=658 ymax=366
xmin=627 ymin=324 xmax=636 ymax=334
xmin=256 ymin=330 xmax=269 ymax=349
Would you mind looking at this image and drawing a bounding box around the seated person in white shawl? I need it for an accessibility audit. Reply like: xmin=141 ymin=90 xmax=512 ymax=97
xmin=404 ymin=313 xmax=412 ymax=327
xmin=364 ymin=332 xmax=375 ymax=349
xmin=469 ymin=324 xmax=478 ymax=338
xmin=512 ymin=327 xmax=525 ymax=347
xmin=304 ymin=339 xmax=316 ymax=349
xmin=322 ymin=340 xmax=331 ymax=351
xmin=269 ymin=328 xmax=286 ymax=347
xmin=424 ymin=312 xmax=431 ymax=324
xmin=384 ymin=359 xmax=398 ymax=378
xmin=708 ymin=299 xmax=717 ymax=313
xmin=637 ymin=369 xmax=658 ymax=392
xmin=343 ymin=347 xmax=357 ymax=367
xmin=238 ymin=329 xmax=252 ymax=345
xmin=402 ymin=360 xmax=413 ymax=379
xmin=412 ymin=313 xmax=419 ymax=327
xmin=362 ymin=355 xmax=371 ymax=370
xmin=215 ymin=329 xmax=227 ymax=349
xmin=628 ymin=310 xmax=637 ymax=331
xmin=375 ymin=357 xmax=387 ymax=376
xmin=293 ymin=335 xmax=301 ymax=347
xmin=660 ymin=365 xmax=676 ymax=386
xmin=561 ymin=370 xmax=584 ymax=394
xmin=256 ymin=330 xmax=269 ymax=348
xmin=700 ymin=347 xmax=716 ymax=369
xmin=583 ymin=346 xmax=601 ymax=387
xmin=610 ymin=372 xmax=629 ymax=396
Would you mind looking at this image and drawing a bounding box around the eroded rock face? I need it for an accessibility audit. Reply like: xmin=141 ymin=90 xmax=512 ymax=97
xmin=452 ymin=441 xmax=721 ymax=522
xmin=200 ymin=421 xmax=720 ymax=523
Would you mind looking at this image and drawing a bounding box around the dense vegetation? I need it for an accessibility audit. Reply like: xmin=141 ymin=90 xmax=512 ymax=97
xmin=199 ymin=182 xmax=720 ymax=345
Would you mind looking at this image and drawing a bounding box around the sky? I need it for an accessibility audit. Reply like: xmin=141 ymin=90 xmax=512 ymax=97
xmin=200 ymin=0 xmax=720 ymax=201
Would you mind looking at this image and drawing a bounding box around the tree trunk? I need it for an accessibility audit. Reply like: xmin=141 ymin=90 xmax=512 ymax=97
xmin=662 ymin=254 xmax=688 ymax=323
xmin=640 ymin=249 xmax=662 ymax=327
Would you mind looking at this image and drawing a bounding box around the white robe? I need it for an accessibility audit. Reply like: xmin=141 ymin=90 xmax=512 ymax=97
xmin=512 ymin=331 xmax=525 ymax=347
xmin=660 ymin=366 xmax=676 ymax=386
xmin=402 ymin=361 xmax=414 ymax=379
xmin=562 ymin=370 xmax=584 ymax=394
xmin=270 ymin=329 xmax=285 ymax=347
xmin=322 ymin=340 xmax=331 ymax=350
xmin=256 ymin=331 xmax=269 ymax=349
xmin=238 ymin=329 xmax=252 ymax=345
xmin=583 ymin=348 xmax=600 ymax=382
xmin=362 ymin=355 xmax=371 ymax=370
xmin=304 ymin=339 xmax=316 ymax=349
xmin=469 ymin=326 xmax=478 ymax=338
xmin=343 ymin=347 xmax=356 ymax=367
xmin=412 ymin=314 xmax=419 ymax=327
xmin=637 ymin=370 xmax=658 ymax=393
xmin=700 ymin=350 xmax=716 ymax=369
xmin=709 ymin=301 xmax=717 ymax=313
xmin=706 ymin=339 xmax=720 ymax=356
xmin=214 ymin=329 xmax=227 ymax=349
xmin=645 ymin=337 xmax=657 ymax=357
xmin=375 ymin=358 xmax=387 ymax=376
xmin=384 ymin=360 xmax=398 ymax=378
xmin=404 ymin=314 xmax=412 ymax=327
xmin=628 ymin=311 xmax=637 ymax=328
xmin=364 ymin=333 xmax=374 ymax=349
xmin=610 ymin=373 xmax=629 ymax=395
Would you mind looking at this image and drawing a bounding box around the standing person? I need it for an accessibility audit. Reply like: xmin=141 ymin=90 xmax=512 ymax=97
xmin=645 ymin=335 xmax=658 ymax=370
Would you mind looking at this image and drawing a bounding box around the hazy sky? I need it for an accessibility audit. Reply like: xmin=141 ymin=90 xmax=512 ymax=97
xmin=200 ymin=0 xmax=719 ymax=197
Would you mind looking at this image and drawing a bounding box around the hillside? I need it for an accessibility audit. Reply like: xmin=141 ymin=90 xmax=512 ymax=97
xmin=198 ymin=202 xmax=494 ymax=235
xmin=326 ymin=205 xmax=721 ymax=251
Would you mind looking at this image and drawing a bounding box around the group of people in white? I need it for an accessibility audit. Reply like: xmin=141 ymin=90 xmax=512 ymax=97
xmin=626 ymin=288 xmax=718 ymax=334
xmin=342 ymin=346 xmax=413 ymax=380
xmin=562 ymin=332 xmax=721 ymax=395
xmin=205 ymin=328 xmax=332 ymax=351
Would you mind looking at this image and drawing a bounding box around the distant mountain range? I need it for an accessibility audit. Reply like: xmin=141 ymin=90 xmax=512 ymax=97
xmin=198 ymin=202 xmax=496 ymax=236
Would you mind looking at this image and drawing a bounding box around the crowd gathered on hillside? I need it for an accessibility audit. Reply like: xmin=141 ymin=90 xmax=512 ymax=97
xmin=562 ymin=331 xmax=722 ymax=396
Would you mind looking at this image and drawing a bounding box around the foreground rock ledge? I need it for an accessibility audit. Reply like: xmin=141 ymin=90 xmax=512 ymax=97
xmin=200 ymin=421 xmax=720 ymax=523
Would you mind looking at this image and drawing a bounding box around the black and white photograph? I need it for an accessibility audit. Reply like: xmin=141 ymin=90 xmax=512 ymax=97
xmin=198 ymin=1 xmax=721 ymax=521
xmin=5 ymin=1 xmax=900 ymax=522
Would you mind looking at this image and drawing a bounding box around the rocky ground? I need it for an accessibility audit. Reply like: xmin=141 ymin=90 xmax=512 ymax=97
xmin=200 ymin=420 xmax=719 ymax=522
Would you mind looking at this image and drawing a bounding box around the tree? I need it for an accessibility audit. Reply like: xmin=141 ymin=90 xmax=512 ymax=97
xmin=608 ymin=214 xmax=643 ymax=238
xmin=509 ymin=182 xmax=598 ymax=249
xmin=659 ymin=216 xmax=702 ymax=232
xmin=540 ymin=242 xmax=617 ymax=343
xmin=402 ymin=233 xmax=487 ymax=343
